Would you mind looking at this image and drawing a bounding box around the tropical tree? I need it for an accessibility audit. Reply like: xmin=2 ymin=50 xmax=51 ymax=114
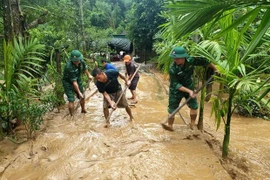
xmin=0 ymin=37 xmax=52 ymax=139
xmin=127 ymin=0 xmax=166 ymax=61
xmin=156 ymin=0 xmax=270 ymax=158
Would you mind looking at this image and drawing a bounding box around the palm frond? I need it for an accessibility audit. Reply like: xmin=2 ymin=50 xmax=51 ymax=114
xmin=166 ymin=0 xmax=270 ymax=38
xmin=3 ymin=40 xmax=14 ymax=91
xmin=194 ymin=40 xmax=222 ymax=62
xmin=214 ymin=7 xmax=260 ymax=39
xmin=4 ymin=37 xmax=45 ymax=93
xmin=242 ymin=9 xmax=270 ymax=61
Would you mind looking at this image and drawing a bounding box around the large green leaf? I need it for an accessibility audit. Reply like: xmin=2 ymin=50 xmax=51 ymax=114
xmin=3 ymin=37 xmax=45 ymax=93
xmin=242 ymin=9 xmax=270 ymax=61
xmin=166 ymin=0 xmax=270 ymax=38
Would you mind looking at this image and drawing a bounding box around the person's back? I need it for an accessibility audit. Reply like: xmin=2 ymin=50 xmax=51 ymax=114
xmin=102 ymin=60 xmax=117 ymax=70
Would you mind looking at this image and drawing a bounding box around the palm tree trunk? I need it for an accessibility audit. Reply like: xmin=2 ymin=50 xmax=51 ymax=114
xmin=205 ymin=83 xmax=212 ymax=102
xmin=205 ymin=67 xmax=214 ymax=102
xmin=197 ymin=82 xmax=206 ymax=131
xmin=222 ymin=88 xmax=235 ymax=158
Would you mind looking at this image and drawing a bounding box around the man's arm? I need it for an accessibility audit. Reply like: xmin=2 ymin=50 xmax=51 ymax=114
xmin=103 ymin=92 xmax=115 ymax=109
xmin=127 ymin=73 xmax=133 ymax=80
xmin=178 ymin=86 xmax=196 ymax=98
xmin=72 ymin=81 xmax=84 ymax=99
xmin=118 ymin=72 xmax=129 ymax=85
xmin=170 ymin=65 xmax=196 ymax=98
xmin=84 ymin=69 xmax=93 ymax=80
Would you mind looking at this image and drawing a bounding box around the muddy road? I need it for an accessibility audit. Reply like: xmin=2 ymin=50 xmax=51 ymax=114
xmin=0 ymin=62 xmax=269 ymax=179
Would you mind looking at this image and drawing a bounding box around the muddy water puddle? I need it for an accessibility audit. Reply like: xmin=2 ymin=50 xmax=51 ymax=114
xmin=1 ymin=63 xmax=270 ymax=179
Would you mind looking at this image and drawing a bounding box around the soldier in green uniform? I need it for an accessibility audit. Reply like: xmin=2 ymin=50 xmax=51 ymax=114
xmin=162 ymin=46 xmax=217 ymax=131
xmin=62 ymin=50 xmax=92 ymax=116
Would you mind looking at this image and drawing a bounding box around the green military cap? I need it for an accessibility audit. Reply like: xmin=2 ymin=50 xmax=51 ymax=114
xmin=169 ymin=46 xmax=189 ymax=58
xmin=70 ymin=50 xmax=83 ymax=62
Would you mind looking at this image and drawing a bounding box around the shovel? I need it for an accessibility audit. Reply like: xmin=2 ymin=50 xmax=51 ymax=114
xmin=105 ymin=64 xmax=141 ymax=127
xmin=161 ymin=75 xmax=214 ymax=131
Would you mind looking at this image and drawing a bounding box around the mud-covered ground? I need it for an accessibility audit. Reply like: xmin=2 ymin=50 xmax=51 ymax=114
xmin=1 ymin=63 xmax=270 ymax=179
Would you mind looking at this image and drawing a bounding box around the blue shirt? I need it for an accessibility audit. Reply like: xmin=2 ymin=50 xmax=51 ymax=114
xmin=105 ymin=63 xmax=116 ymax=70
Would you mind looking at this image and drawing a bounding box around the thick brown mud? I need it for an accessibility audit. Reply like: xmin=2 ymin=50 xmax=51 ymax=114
xmin=0 ymin=62 xmax=269 ymax=179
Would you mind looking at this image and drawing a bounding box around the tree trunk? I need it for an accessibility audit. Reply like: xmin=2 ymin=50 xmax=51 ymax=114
xmin=55 ymin=49 xmax=64 ymax=106
xmin=222 ymin=89 xmax=235 ymax=158
xmin=79 ymin=0 xmax=86 ymax=52
xmin=55 ymin=49 xmax=61 ymax=73
xmin=205 ymin=67 xmax=214 ymax=102
xmin=198 ymin=67 xmax=210 ymax=130
xmin=204 ymin=83 xmax=212 ymax=102
xmin=197 ymin=84 xmax=206 ymax=131
xmin=3 ymin=0 xmax=13 ymax=41
xmin=3 ymin=0 xmax=28 ymax=42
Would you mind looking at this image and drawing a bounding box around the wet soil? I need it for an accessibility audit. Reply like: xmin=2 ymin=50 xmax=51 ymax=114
xmin=0 ymin=63 xmax=269 ymax=179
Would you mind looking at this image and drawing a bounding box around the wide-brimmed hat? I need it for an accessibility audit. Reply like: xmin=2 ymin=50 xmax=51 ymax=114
xmin=70 ymin=50 xmax=83 ymax=62
xmin=123 ymin=55 xmax=131 ymax=62
xmin=169 ymin=46 xmax=189 ymax=58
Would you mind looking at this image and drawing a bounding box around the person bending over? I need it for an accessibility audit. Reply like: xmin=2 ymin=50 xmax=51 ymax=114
xmin=92 ymin=68 xmax=134 ymax=127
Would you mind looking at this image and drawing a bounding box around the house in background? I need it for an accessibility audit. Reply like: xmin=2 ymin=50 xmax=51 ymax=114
xmin=108 ymin=34 xmax=133 ymax=62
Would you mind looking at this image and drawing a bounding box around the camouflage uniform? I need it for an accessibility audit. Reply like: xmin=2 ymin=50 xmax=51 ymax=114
xmin=62 ymin=60 xmax=88 ymax=102
xmin=168 ymin=57 xmax=210 ymax=114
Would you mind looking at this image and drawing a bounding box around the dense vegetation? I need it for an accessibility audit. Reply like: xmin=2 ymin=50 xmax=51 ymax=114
xmin=0 ymin=0 xmax=164 ymax=139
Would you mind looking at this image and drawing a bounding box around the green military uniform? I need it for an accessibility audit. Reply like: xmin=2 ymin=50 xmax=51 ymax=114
xmin=62 ymin=56 xmax=88 ymax=102
xmin=168 ymin=56 xmax=210 ymax=114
